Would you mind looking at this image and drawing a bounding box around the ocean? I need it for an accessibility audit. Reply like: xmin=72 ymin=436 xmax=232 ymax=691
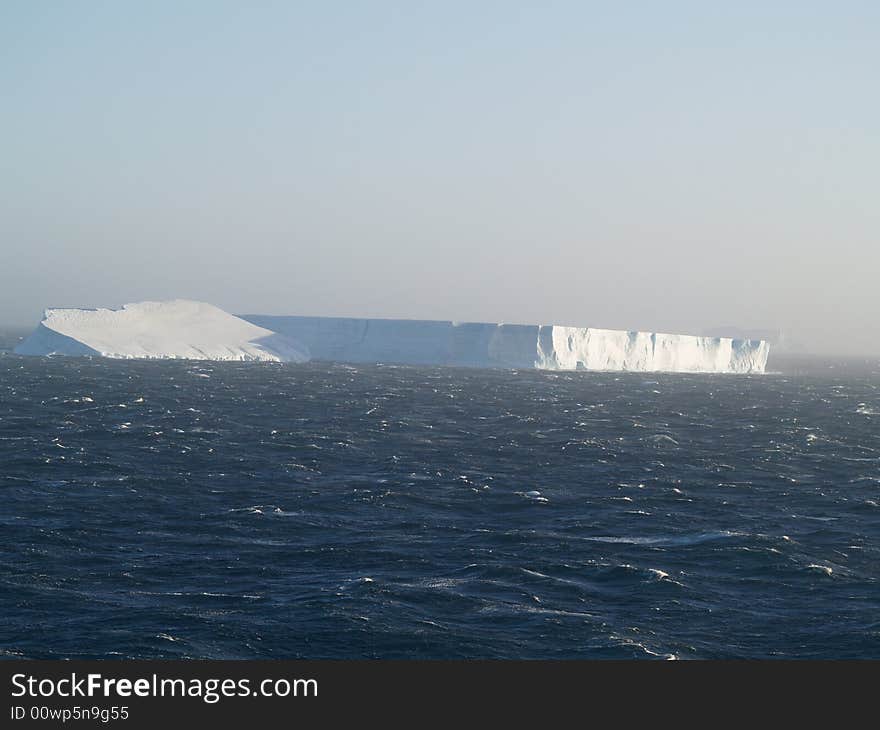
xmin=1 ymin=337 xmax=878 ymax=659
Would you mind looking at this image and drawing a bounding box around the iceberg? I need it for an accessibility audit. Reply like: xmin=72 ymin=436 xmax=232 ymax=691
xmin=15 ymin=300 xmax=308 ymax=362
xmin=242 ymin=315 xmax=770 ymax=373
xmin=15 ymin=301 xmax=768 ymax=372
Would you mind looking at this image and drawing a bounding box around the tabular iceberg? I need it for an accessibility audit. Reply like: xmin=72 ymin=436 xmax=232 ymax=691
xmin=243 ymin=315 xmax=770 ymax=373
xmin=15 ymin=300 xmax=308 ymax=362
xmin=14 ymin=300 xmax=768 ymax=372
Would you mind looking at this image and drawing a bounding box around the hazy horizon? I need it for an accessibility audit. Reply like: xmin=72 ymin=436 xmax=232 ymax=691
xmin=2 ymin=2 xmax=878 ymax=355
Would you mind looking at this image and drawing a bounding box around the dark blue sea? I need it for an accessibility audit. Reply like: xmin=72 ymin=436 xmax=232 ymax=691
xmin=1 ymin=337 xmax=878 ymax=659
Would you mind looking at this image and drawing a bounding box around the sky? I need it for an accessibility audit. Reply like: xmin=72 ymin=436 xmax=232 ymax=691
xmin=1 ymin=1 xmax=877 ymax=354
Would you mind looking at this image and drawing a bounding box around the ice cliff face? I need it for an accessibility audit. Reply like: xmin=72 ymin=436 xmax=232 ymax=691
xmin=15 ymin=300 xmax=308 ymax=362
xmin=536 ymin=327 xmax=769 ymax=373
xmin=243 ymin=316 xmax=770 ymax=373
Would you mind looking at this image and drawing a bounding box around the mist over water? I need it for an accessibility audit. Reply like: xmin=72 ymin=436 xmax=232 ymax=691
xmin=2 ymin=340 xmax=878 ymax=659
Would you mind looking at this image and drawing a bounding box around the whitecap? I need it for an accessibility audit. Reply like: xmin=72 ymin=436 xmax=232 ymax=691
xmin=587 ymin=531 xmax=740 ymax=546
xmin=648 ymin=434 xmax=679 ymax=446
xmin=520 ymin=568 xmax=551 ymax=579
xmin=228 ymin=505 xmax=268 ymax=515
xmin=806 ymin=564 xmax=833 ymax=576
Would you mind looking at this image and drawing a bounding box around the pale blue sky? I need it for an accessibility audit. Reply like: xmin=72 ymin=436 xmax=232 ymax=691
xmin=2 ymin=2 xmax=877 ymax=353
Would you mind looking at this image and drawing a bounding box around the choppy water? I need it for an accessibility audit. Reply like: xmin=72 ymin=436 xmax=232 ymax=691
xmin=1 ymin=347 xmax=878 ymax=658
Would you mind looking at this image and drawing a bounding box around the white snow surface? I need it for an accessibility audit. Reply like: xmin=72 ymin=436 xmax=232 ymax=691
xmin=243 ymin=316 xmax=770 ymax=373
xmin=15 ymin=300 xmax=308 ymax=362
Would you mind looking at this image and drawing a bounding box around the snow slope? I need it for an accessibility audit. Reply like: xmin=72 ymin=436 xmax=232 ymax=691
xmin=243 ymin=315 xmax=769 ymax=373
xmin=15 ymin=300 xmax=308 ymax=362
